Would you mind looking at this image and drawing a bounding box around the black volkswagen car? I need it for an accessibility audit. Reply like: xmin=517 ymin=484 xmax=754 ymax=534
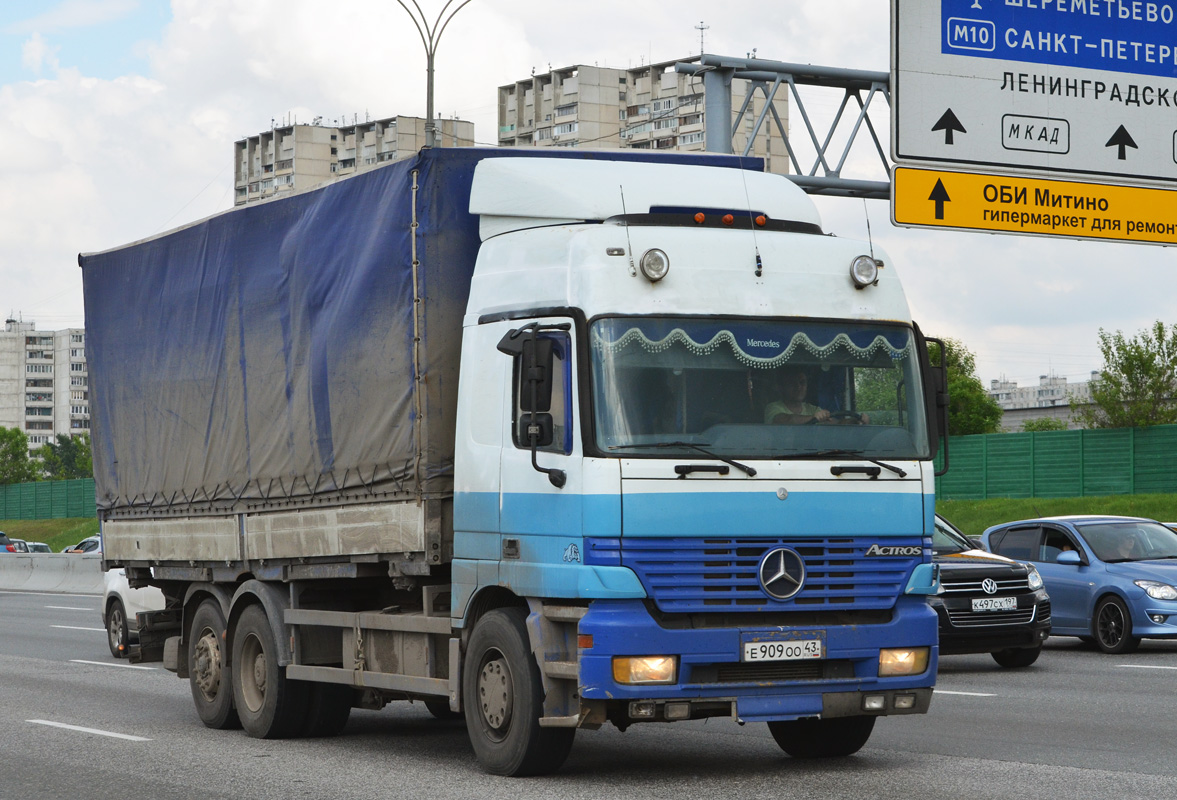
xmin=931 ymin=515 xmax=1052 ymax=668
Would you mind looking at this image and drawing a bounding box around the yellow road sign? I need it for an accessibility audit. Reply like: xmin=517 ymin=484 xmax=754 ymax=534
xmin=892 ymin=166 xmax=1177 ymax=246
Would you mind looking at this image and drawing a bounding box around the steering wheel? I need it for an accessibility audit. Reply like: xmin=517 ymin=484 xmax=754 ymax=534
xmin=830 ymin=411 xmax=862 ymax=422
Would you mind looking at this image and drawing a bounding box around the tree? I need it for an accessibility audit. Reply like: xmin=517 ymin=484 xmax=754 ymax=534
xmin=0 ymin=426 xmax=39 ymax=485
xmin=1021 ymin=417 xmax=1067 ymax=433
xmin=1074 ymin=321 xmax=1177 ymax=429
xmin=37 ymin=433 xmax=93 ymax=480
xmin=928 ymin=338 xmax=1003 ymax=436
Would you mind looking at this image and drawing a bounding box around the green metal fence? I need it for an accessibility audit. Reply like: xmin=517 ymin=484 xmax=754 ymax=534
xmin=0 ymin=479 xmax=96 ymax=520
xmin=935 ymin=424 xmax=1177 ymax=500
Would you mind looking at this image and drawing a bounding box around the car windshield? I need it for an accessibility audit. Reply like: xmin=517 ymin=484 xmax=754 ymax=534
xmin=1077 ymin=521 xmax=1177 ymax=563
xmin=590 ymin=317 xmax=930 ymax=458
xmin=933 ymin=517 xmax=972 ymax=555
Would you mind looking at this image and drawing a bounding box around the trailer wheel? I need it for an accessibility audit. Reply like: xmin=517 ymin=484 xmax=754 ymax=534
xmin=768 ymin=715 xmax=876 ymax=758
xmin=462 ymin=607 xmax=575 ymax=776
xmin=188 ymin=600 xmax=240 ymax=729
xmin=302 ymin=684 xmax=352 ymax=738
xmin=231 ymin=604 xmax=308 ymax=739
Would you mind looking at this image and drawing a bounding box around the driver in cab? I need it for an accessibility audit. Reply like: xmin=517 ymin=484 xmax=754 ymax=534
xmin=765 ymin=368 xmax=868 ymax=425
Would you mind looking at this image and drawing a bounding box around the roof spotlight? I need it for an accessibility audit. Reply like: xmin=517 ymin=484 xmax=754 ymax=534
xmin=850 ymin=255 xmax=879 ymax=289
xmin=639 ymin=249 xmax=670 ymax=282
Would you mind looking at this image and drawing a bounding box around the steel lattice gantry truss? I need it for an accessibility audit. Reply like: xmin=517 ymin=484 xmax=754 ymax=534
xmin=676 ymin=54 xmax=892 ymax=199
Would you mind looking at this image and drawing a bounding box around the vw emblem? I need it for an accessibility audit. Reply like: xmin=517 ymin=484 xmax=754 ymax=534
xmin=758 ymin=547 xmax=806 ymax=601
xmin=981 ymin=578 xmax=998 ymax=595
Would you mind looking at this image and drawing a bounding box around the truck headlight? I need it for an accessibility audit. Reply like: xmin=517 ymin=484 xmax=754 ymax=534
xmin=849 ymin=255 xmax=878 ymax=288
xmin=1027 ymin=568 xmax=1044 ymax=590
xmin=1135 ymin=580 xmax=1177 ymax=600
xmin=613 ymin=655 xmax=677 ymax=684
xmin=639 ymin=249 xmax=670 ymax=282
xmin=878 ymin=647 xmax=929 ymax=677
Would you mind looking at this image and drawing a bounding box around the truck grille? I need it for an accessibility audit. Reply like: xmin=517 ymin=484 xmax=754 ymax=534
xmin=615 ymin=537 xmax=925 ymax=614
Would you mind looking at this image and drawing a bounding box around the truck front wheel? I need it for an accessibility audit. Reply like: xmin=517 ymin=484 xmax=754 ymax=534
xmin=231 ymin=604 xmax=308 ymax=738
xmin=462 ymin=607 xmax=574 ymax=776
xmin=768 ymin=715 xmax=876 ymax=758
xmin=188 ymin=600 xmax=240 ymax=729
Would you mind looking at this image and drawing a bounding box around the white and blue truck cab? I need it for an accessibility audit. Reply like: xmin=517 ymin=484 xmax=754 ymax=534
xmin=83 ymin=148 xmax=944 ymax=777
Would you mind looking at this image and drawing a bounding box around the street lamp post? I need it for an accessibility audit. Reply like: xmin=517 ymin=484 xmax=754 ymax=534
xmin=394 ymin=0 xmax=475 ymax=148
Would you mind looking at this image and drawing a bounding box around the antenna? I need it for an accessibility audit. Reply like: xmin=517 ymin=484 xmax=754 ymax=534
xmin=736 ymin=167 xmax=763 ymax=277
xmin=695 ymin=20 xmax=709 ymax=55
xmin=619 ymin=186 xmax=637 ymax=277
xmin=863 ymin=199 xmax=875 ymax=262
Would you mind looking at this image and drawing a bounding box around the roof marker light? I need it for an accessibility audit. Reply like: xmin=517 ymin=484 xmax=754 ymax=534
xmin=755 ymin=215 xmax=767 ymax=227
xmin=722 ymin=214 xmax=735 ymax=226
xmin=694 ymin=212 xmax=706 ymax=224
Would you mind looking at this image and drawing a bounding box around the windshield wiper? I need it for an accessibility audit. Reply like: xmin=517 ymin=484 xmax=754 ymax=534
xmin=808 ymin=449 xmax=908 ymax=478
xmin=608 ymin=441 xmax=757 ymax=477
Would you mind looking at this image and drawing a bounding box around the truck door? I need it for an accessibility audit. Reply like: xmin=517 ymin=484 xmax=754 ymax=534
xmin=497 ymin=319 xmax=584 ymax=580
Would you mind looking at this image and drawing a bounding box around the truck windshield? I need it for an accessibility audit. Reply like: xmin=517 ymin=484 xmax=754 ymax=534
xmin=590 ymin=317 xmax=930 ymax=460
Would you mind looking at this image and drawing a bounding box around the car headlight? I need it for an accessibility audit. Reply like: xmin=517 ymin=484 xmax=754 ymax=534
xmin=1027 ymin=567 xmax=1044 ymax=591
xmin=1134 ymin=580 xmax=1177 ymax=600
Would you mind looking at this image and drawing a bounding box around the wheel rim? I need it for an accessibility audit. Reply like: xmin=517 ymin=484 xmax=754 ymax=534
xmin=192 ymin=628 xmax=222 ymax=702
xmin=238 ymin=632 xmax=266 ymax=713
xmin=477 ymin=649 xmax=514 ymax=742
xmin=108 ymin=608 xmax=124 ymax=652
xmin=1098 ymin=603 xmax=1124 ymax=647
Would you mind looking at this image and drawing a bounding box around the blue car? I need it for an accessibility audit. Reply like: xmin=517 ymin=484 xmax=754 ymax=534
xmin=981 ymin=516 xmax=1177 ymax=654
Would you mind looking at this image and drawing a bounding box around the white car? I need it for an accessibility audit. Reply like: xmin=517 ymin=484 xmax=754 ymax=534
xmin=102 ymin=568 xmax=166 ymax=659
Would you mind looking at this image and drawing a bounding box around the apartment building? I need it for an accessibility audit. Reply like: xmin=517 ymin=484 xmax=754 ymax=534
xmin=989 ymin=372 xmax=1100 ymax=410
xmin=234 ymin=115 xmax=475 ymax=205
xmin=0 ymin=319 xmax=88 ymax=449
xmin=497 ymin=58 xmax=790 ymax=173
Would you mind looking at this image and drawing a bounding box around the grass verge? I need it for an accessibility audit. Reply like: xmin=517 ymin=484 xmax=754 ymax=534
xmin=938 ymin=494 xmax=1177 ymax=537
xmin=0 ymin=518 xmax=100 ymax=552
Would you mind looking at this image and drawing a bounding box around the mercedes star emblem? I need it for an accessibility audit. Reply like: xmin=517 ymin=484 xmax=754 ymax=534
xmin=758 ymin=547 xmax=806 ymax=600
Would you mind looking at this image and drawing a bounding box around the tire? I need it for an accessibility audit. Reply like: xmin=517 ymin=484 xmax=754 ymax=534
xmin=768 ymin=716 xmax=876 ymax=758
xmin=991 ymin=645 xmax=1042 ymax=668
xmin=425 ymin=700 xmax=463 ymax=721
xmin=302 ymin=684 xmax=352 ymax=738
xmin=106 ymin=598 xmax=128 ymax=659
xmin=462 ymin=607 xmax=575 ymax=776
xmin=231 ymin=604 xmax=308 ymax=739
xmin=1093 ymin=596 xmax=1140 ymax=654
xmin=188 ymin=600 xmax=241 ymax=730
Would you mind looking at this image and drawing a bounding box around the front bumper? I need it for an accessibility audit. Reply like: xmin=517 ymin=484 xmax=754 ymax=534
xmin=577 ymin=597 xmax=938 ymax=723
xmin=931 ymin=588 xmax=1051 ymax=656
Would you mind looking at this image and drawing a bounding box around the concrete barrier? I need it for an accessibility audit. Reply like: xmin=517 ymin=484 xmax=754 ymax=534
xmin=0 ymin=552 xmax=103 ymax=595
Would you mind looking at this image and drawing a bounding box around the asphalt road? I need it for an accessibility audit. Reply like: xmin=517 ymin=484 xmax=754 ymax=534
xmin=3 ymin=589 xmax=1176 ymax=799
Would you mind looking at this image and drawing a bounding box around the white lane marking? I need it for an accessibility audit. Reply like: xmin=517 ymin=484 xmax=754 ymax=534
xmin=52 ymin=625 xmax=106 ymax=632
xmin=70 ymin=659 xmax=154 ymax=671
xmin=27 ymin=720 xmax=151 ymax=742
xmin=1119 ymin=664 xmax=1177 ymax=671
xmin=935 ymin=689 xmax=997 ymax=697
xmin=46 ymin=606 xmax=95 ymax=611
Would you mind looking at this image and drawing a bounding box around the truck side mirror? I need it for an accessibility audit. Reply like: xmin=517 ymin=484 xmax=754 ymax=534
xmin=518 ymin=338 xmax=554 ymax=412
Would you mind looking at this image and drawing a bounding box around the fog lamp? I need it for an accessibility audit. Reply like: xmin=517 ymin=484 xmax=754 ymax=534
xmin=850 ymin=255 xmax=879 ymax=288
xmin=639 ymin=249 xmax=670 ymax=282
xmin=878 ymin=647 xmax=929 ymax=677
xmin=862 ymin=694 xmax=886 ymax=712
xmin=1151 ymin=614 xmax=1169 ymax=624
xmin=664 ymin=702 xmax=691 ymax=720
xmin=894 ymin=693 xmax=917 ymax=710
xmin=613 ymin=655 xmax=677 ymax=684
xmin=628 ymin=701 xmax=656 ymax=718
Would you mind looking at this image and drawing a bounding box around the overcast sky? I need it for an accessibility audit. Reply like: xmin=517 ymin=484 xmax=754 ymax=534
xmin=1 ymin=0 xmax=1171 ymax=389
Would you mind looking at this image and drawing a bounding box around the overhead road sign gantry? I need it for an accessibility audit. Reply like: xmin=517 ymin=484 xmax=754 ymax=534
xmin=892 ymin=165 xmax=1177 ymax=245
xmin=892 ymin=0 xmax=1177 ymax=186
